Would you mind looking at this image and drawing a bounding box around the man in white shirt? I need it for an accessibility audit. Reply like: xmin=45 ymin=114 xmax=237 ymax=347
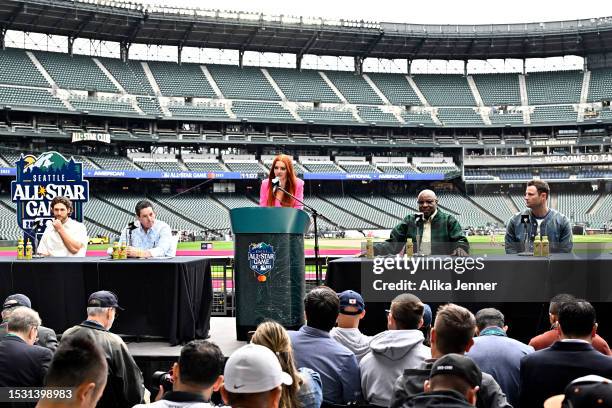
xmin=37 ymin=196 xmax=88 ymax=257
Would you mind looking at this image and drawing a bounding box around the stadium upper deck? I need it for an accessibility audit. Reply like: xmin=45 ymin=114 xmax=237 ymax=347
xmin=1 ymin=48 xmax=612 ymax=130
xmin=2 ymin=1 xmax=612 ymax=61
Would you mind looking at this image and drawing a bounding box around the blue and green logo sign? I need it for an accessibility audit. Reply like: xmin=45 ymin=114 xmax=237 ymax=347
xmin=10 ymin=151 xmax=89 ymax=242
xmin=248 ymin=242 xmax=276 ymax=282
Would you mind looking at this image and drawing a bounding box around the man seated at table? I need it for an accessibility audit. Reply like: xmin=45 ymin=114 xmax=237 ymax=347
xmin=120 ymin=199 xmax=176 ymax=258
xmin=37 ymin=196 xmax=88 ymax=257
xmin=505 ymin=180 xmax=573 ymax=254
xmin=374 ymin=189 xmax=469 ymax=256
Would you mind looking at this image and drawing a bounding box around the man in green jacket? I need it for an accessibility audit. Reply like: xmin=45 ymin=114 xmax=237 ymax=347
xmin=374 ymin=190 xmax=469 ymax=256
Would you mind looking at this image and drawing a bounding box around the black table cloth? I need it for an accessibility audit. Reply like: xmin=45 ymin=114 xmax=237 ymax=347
xmin=326 ymin=254 xmax=612 ymax=343
xmin=0 ymin=256 xmax=212 ymax=345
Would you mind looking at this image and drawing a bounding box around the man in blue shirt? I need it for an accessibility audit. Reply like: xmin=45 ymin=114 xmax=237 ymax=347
xmin=120 ymin=200 xmax=176 ymax=258
xmin=505 ymin=180 xmax=573 ymax=253
xmin=289 ymin=286 xmax=362 ymax=405
xmin=466 ymin=308 xmax=533 ymax=408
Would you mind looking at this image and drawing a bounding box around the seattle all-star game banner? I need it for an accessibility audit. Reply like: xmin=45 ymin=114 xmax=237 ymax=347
xmin=10 ymin=151 xmax=89 ymax=249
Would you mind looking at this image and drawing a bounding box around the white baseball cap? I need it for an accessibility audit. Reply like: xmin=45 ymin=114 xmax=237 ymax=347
xmin=224 ymin=344 xmax=293 ymax=394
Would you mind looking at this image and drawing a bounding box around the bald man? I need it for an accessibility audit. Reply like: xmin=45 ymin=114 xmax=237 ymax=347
xmin=374 ymin=190 xmax=469 ymax=256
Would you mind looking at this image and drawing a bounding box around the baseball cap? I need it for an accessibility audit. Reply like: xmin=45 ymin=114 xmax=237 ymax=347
xmin=224 ymin=344 xmax=293 ymax=394
xmin=338 ymin=290 xmax=365 ymax=315
xmin=87 ymin=291 xmax=124 ymax=310
xmin=544 ymin=375 xmax=612 ymax=408
xmin=430 ymin=354 xmax=482 ymax=388
xmin=423 ymin=303 xmax=433 ymax=327
xmin=3 ymin=294 xmax=31 ymax=310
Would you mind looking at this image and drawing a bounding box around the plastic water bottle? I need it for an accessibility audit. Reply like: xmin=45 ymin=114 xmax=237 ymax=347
xmin=366 ymin=237 xmax=374 ymax=258
xmin=405 ymin=239 xmax=414 ymax=256
xmin=533 ymin=236 xmax=542 ymax=257
xmin=25 ymin=240 xmax=33 ymax=260
xmin=542 ymin=236 xmax=550 ymax=257
xmin=112 ymin=242 xmax=120 ymax=259
xmin=17 ymin=239 xmax=24 ymax=260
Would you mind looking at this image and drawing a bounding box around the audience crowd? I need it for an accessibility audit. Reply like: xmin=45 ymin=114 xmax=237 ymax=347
xmin=1 ymin=289 xmax=611 ymax=408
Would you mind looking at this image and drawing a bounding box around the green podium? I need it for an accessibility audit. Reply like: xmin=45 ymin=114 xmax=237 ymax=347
xmin=230 ymin=207 xmax=311 ymax=340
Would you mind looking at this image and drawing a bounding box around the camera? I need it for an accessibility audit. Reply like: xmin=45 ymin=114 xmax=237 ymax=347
xmin=152 ymin=371 xmax=173 ymax=392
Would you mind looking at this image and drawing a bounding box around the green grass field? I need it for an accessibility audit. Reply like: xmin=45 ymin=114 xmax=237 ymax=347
xmin=3 ymin=234 xmax=611 ymax=254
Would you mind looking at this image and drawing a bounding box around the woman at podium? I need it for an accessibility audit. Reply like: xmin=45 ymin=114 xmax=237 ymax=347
xmin=260 ymin=154 xmax=304 ymax=209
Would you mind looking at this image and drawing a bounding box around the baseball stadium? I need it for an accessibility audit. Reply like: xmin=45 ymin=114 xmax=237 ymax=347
xmin=0 ymin=0 xmax=611 ymax=406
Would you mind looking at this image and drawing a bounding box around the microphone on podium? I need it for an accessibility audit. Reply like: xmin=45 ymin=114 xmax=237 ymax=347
xmin=271 ymin=177 xmax=281 ymax=192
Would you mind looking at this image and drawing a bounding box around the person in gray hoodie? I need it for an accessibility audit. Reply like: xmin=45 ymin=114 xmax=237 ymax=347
xmin=360 ymin=293 xmax=430 ymax=407
xmin=330 ymin=290 xmax=371 ymax=362
xmin=389 ymin=303 xmax=511 ymax=408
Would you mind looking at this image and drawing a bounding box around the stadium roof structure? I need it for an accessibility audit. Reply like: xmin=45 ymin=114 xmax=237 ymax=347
xmin=2 ymin=0 xmax=612 ymax=61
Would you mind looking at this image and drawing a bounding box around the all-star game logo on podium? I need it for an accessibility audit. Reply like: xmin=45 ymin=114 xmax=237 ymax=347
xmin=10 ymin=151 xmax=89 ymax=244
xmin=248 ymin=242 xmax=276 ymax=282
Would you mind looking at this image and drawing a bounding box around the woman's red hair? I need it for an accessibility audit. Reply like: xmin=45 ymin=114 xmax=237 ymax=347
xmin=267 ymin=154 xmax=297 ymax=207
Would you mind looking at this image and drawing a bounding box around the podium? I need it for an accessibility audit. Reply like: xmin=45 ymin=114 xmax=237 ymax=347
xmin=230 ymin=207 xmax=311 ymax=340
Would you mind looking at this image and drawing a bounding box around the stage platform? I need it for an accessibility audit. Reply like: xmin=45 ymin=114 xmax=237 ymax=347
xmin=127 ymin=317 xmax=245 ymax=358
xmin=127 ymin=317 xmax=245 ymax=391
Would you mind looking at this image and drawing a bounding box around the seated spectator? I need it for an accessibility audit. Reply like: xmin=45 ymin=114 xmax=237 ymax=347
xmin=252 ymin=321 xmax=322 ymax=408
xmin=360 ymin=293 xmax=430 ymax=407
xmin=401 ymin=354 xmax=482 ymax=408
xmin=61 ymin=290 xmax=145 ymax=408
xmin=467 ymin=308 xmax=533 ymax=408
xmin=529 ymin=293 xmax=611 ymax=355
xmin=289 ymin=286 xmax=362 ymax=405
xmin=544 ymin=375 xmax=612 ymax=408
xmin=36 ymin=334 xmax=107 ymax=408
xmin=389 ymin=303 xmax=510 ymax=408
xmin=221 ymin=343 xmax=293 ymax=408
xmin=330 ymin=290 xmax=371 ymax=362
xmin=1 ymin=294 xmax=58 ymax=352
xmin=134 ymin=340 xmax=225 ymax=408
xmin=520 ymin=300 xmax=612 ymax=408
xmin=0 ymin=307 xmax=53 ymax=387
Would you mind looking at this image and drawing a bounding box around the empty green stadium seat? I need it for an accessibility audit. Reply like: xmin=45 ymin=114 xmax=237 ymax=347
xmin=148 ymin=61 xmax=215 ymax=97
xmin=35 ymin=51 xmax=117 ymax=92
xmin=0 ymin=48 xmax=49 ymax=87
xmin=99 ymin=58 xmax=155 ymax=95
xmin=324 ymin=71 xmax=383 ymax=104
xmin=267 ymin=68 xmax=340 ymax=103
xmin=413 ymin=74 xmax=475 ymax=106
xmin=526 ymin=71 xmax=582 ymax=104
xmin=472 ymin=74 xmax=521 ymax=105
xmin=367 ymin=73 xmax=422 ymax=106
xmin=207 ymin=64 xmax=280 ymax=100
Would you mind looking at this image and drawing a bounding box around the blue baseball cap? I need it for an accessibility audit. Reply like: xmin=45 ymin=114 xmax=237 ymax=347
xmin=423 ymin=304 xmax=433 ymax=327
xmin=338 ymin=290 xmax=365 ymax=315
xmin=3 ymin=294 xmax=31 ymax=310
xmin=88 ymin=291 xmax=124 ymax=310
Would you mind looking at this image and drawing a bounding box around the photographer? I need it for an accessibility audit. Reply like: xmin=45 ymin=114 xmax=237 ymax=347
xmin=134 ymin=340 xmax=226 ymax=408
